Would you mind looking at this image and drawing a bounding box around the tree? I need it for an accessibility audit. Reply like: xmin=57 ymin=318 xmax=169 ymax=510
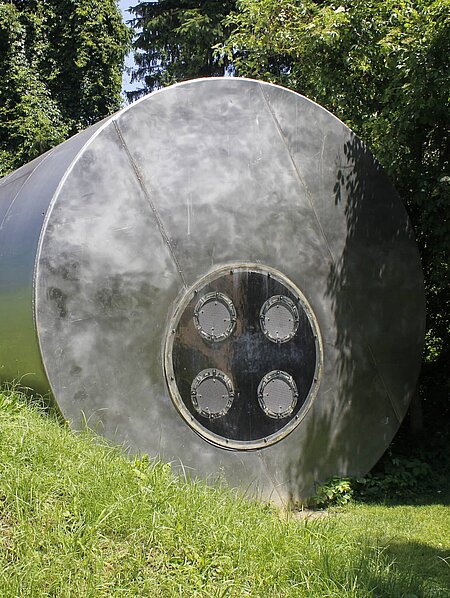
xmin=0 ymin=3 xmax=67 ymax=176
xmin=0 ymin=1 xmax=130 ymax=177
xmin=128 ymin=0 xmax=236 ymax=99
xmin=35 ymin=0 xmax=130 ymax=132
xmin=221 ymin=0 xmax=449 ymax=406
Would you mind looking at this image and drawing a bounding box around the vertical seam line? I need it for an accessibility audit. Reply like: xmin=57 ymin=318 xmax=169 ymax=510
xmin=257 ymin=451 xmax=288 ymax=509
xmin=259 ymin=83 xmax=336 ymax=265
xmin=258 ymin=83 xmax=402 ymax=424
xmin=113 ymin=119 xmax=188 ymax=289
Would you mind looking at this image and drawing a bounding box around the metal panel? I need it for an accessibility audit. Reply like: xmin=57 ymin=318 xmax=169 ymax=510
xmin=0 ymin=122 xmax=105 ymax=393
xmin=165 ymin=264 xmax=322 ymax=450
xmin=0 ymin=78 xmax=425 ymax=503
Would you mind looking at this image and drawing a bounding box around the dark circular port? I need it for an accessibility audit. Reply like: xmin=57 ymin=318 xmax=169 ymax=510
xmin=164 ymin=264 xmax=322 ymax=450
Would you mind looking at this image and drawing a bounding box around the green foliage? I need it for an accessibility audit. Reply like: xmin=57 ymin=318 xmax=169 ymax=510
xmin=314 ymin=454 xmax=438 ymax=507
xmin=0 ymin=1 xmax=130 ymax=177
xmin=313 ymin=477 xmax=354 ymax=508
xmin=34 ymin=0 xmax=131 ymax=131
xmin=128 ymin=0 xmax=237 ymax=98
xmin=1 ymin=390 xmax=449 ymax=596
xmin=221 ymin=0 xmax=449 ymax=369
xmin=354 ymin=455 xmax=436 ymax=502
xmin=314 ymin=447 xmax=443 ymax=506
xmin=0 ymin=3 xmax=67 ymax=176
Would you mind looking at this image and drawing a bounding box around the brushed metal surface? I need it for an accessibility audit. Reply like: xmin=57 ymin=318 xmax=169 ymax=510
xmin=0 ymin=121 xmax=105 ymax=395
xmin=0 ymin=78 xmax=425 ymax=502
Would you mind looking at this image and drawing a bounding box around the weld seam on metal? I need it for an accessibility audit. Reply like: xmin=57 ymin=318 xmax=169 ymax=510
xmin=259 ymin=83 xmax=336 ymax=265
xmin=259 ymin=84 xmax=402 ymax=424
xmin=256 ymin=451 xmax=287 ymax=508
xmin=112 ymin=119 xmax=188 ymax=289
xmin=0 ymin=149 xmax=55 ymax=231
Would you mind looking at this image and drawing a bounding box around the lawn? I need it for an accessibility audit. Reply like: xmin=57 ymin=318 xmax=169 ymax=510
xmin=0 ymin=389 xmax=449 ymax=597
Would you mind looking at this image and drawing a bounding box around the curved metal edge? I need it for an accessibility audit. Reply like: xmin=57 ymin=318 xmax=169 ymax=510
xmin=32 ymin=117 xmax=115 ymax=416
xmin=163 ymin=262 xmax=324 ymax=451
xmin=0 ymin=150 xmax=57 ymax=398
xmin=114 ymin=76 xmax=352 ymax=139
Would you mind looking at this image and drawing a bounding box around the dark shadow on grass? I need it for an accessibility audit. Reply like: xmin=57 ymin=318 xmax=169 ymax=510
xmin=354 ymin=491 xmax=450 ymax=508
xmin=376 ymin=540 xmax=450 ymax=598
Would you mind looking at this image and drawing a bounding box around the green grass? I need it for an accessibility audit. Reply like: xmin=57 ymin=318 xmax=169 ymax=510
xmin=0 ymin=389 xmax=449 ymax=597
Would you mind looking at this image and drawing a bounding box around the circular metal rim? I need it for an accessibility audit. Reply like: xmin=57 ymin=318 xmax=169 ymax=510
xmin=259 ymin=295 xmax=300 ymax=343
xmin=193 ymin=291 xmax=237 ymax=342
xmin=191 ymin=368 xmax=235 ymax=419
xmin=164 ymin=262 xmax=324 ymax=451
xmin=257 ymin=370 xmax=298 ymax=419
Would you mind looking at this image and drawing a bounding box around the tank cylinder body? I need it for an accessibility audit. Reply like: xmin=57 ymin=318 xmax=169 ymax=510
xmin=0 ymin=78 xmax=425 ymax=502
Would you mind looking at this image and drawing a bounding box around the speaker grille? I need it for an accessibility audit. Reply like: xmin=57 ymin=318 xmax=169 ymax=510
xmin=260 ymin=295 xmax=299 ymax=343
xmin=166 ymin=265 xmax=321 ymax=449
xmin=194 ymin=292 xmax=236 ymax=342
xmin=191 ymin=369 xmax=234 ymax=419
xmin=258 ymin=371 xmax=298 ymax=418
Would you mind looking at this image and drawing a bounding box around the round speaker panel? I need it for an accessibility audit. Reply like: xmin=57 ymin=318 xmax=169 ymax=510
xmin=164 ymin=263 xmax=323 ymax=450
xmin=191 ymin=368 xmax=234 ymax=419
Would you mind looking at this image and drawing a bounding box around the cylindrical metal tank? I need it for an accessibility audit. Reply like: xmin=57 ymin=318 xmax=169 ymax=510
xmin=0 ymin=78 xmax=425 ymax=503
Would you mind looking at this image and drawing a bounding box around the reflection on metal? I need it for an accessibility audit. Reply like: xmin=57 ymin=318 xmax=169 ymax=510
xmin=0 ymin=77 xmax=425 ymax=503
